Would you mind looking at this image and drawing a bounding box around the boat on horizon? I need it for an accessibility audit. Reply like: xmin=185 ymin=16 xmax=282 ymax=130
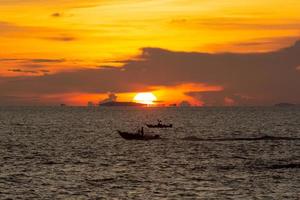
xmin=146 ymin=120 xmax=173 ymax=128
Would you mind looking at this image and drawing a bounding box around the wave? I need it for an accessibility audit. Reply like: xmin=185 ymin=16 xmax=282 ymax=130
xmin=268 ymin=163 xmax=300 ymax=169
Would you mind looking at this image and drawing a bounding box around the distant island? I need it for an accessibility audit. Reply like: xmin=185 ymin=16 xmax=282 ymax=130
xmin=274 ymin=103 xmax=295 ymax=107
xmin=99 ymin=101 xmax=146 ymax=107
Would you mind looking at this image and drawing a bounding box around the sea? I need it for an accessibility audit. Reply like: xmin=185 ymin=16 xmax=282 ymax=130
xmin=0 ymin=106 xmax=299 ymax=199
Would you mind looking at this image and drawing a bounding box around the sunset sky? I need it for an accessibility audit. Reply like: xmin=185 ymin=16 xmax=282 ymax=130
xmin=1 ymin=0 xmax=300 ymax=106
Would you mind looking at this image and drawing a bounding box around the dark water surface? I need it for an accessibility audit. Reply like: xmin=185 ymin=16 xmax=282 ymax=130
xmin=0 ymin=106 xmax=299 ymax=199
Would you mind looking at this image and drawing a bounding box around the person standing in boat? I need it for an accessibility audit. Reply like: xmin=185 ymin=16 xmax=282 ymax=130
xmin=140 ymin=127 xmax=144 ymax=136
xmin=158 ymin=120 xmax=162 ymax=125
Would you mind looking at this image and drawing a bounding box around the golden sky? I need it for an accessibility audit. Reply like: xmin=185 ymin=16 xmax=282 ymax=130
xmin=1 ymin=0 xmax=300 ymax=105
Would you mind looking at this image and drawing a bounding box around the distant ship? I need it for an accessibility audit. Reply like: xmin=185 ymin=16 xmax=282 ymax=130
xmin=99 ymin=101 xmax=146 ymax=107
xmin=146 ymin=120 xmax=173 ymax=128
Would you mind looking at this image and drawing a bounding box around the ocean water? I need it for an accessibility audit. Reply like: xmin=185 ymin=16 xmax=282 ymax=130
xmin=0 ymin=106 xmax=299 ymax=199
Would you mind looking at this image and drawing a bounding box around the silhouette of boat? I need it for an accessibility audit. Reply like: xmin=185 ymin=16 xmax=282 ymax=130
xmin=146 ymin=120 xmax=173 ymax=128
xmin=146 ymin=124 xmax=173 ymax=128
xmin=117 ymin=130 xmax=160 ymax=140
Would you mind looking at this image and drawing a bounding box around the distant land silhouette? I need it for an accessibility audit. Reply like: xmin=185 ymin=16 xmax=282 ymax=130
xmin=99 ymin=101 xmax=146 ymax=107
xmin=274 ymin=102 xmax=296 ymax=107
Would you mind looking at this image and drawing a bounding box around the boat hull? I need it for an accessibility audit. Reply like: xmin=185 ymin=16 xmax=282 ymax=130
xmin=146 ymin=124 xmax=173 ymax=128
xmin=118 ymin=131 xmax=160 ymax=140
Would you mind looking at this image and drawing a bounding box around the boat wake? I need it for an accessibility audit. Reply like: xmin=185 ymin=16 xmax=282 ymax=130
xmin=181 ymin=135 xmax=300 ymax=142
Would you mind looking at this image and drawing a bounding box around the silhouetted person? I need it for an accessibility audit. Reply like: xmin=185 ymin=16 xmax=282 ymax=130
xmin=140 ymin=127 xmax=144 ymax=136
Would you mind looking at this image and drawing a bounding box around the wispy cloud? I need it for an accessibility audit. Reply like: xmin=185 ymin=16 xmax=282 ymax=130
xmin=42 ymin=36 xmax=77 ymax=42
xmin=0 ymin=58 xmax=65 ymax=63
xmin=0 ymin=21 xmax=78 ymax=43
xmin=204 ymin=36 xmax=300 ymax=52
xmin=8 ymin=69 xmax=38 ymax=74
xmin=0 ymin=21 xmax=24 ymax=33
xmin=30 ymin=59 xmax=65 ymax=63
xmin=170 ymin=17 xmax=300 ymax=30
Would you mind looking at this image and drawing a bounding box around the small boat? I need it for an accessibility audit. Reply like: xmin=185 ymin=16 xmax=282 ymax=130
xmin=117 ymin=130 xmax=160 ymax=140
xmin=146 ymin=120 xmax=173 ymax=128
xmin=146 ymin=124 xmax=173 ymax=128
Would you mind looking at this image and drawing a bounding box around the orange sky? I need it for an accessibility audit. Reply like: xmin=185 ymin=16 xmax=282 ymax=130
xmin=1 ymin=0 xmax=300 ymax=105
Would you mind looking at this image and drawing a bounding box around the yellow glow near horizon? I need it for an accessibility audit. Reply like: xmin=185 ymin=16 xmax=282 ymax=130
xmin=1 ymin=0 xmax=300 ymax=105
xmin=134 ymin=92 xmax=157 ymax=105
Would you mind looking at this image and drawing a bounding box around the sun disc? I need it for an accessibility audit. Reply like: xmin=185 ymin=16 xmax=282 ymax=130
xmin=134 ymin=92 xmax=157 ymax=104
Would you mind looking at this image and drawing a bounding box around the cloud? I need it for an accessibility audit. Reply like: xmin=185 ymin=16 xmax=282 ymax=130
xmin=0 ymin=21 xmax=77 ymax=42
xmin=0 ymin=58 xmax=23 ymax=62
xmin=1 ymin=58 xmax=62 ymax=76
xmin=0 ymin=58 xmax=65 ymax=63
xmin=187 ymin=91 xmax=254 ymax=106
xmin=51 ymin=12 xmax=62 ymax=17
xmin=20 ymin=64 xmax=45 ymax=69
xmin=0 ymin=0 xmax=105 ymax=9
xmin=42 ymin=36 xmax=77 ymax=42
xmin=206 ymin=36 xmax=300 ymax=52
xmin=0 ymin=39 xmax=300 ymax=105
xmin=40 ymin=69 xmax=50 ymax=73
xmin=8 ymin=69 xmax=38 ymax=74
xmin=0 ymin=21 xmax=24 ymax=34
xmin=0 ymin=58 xmax=66 ymax=63
xmin=30 ymin=59 xmax=65 ymax=63
xmin=100 ymin=93 xmax=118 ymax=103
xmin=8 ymin=68 xmax=50 ymax=75
xmin=170 ymin=17 xmax=300 ymax=31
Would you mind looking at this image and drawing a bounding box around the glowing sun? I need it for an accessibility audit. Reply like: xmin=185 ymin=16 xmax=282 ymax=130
xmin=134 ymin=92 xmax=157 ymax=104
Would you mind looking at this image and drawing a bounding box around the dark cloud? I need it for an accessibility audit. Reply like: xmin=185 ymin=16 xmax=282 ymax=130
xmin=8 ymin=69 xmax=38 ymax=74
xmin=187 ymin=91 xmax=254 ymax=106
xmin=98 ymin=66 xmax=120 ymax=70
xmin=0 ymin=40 xmax=300 ymax=105
xmin=230 ymin=36 xmax=300 ymax=49
xmin=40 ymin=69 xmax=50 ymax=73
xmin=30 ymin=59 xmax=65 ymax=63
xmin=100 ymin=93 xmax=118 ymax=103
xmin=0 ymin=58 xmax=65 ymax=63
xmin=43 ymin=36 xmax=77 ymax=42
xmin=20 ymin=64 xmax=45 ymax=69
xmin=0 ymin=58 xmax=23 ymax=62
xmin=51 ymin=12 xmax=62 ymax=17
xmin=8 ymin=68 xmax=50 ymax=75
